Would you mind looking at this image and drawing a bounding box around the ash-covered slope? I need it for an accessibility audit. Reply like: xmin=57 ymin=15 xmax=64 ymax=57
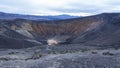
xmin=0 ymin=13 xmax=120 ymax=48
xmin=73 ymin=13 xmax=120 ymax=47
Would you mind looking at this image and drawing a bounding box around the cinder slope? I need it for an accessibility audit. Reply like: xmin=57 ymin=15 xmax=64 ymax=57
xmin=0 ymin=13 xmax=120 ymax=48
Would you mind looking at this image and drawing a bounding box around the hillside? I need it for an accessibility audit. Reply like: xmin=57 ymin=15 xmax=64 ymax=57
xmin=0 ymin=13 xmax=120 ymax=48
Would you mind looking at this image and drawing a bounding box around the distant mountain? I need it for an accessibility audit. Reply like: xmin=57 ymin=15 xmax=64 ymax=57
xmin=0 ymin=12 xmax=79 ymax=20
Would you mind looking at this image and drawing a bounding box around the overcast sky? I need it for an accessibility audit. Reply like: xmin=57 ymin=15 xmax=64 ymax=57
xmin=0 ymin=0 xmax=120 ymax=16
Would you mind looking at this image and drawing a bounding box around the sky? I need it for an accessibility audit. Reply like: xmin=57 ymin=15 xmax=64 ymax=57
xmin=0 ymin=0 xmax=120 ymax=16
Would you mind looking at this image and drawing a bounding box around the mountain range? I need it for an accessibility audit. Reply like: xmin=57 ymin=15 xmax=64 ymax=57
xmin=0 ymin=12 xmax=79 ymax=20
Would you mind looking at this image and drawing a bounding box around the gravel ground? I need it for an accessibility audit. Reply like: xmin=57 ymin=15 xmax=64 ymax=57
xmin=0 ymin=44 xmax=120 ymax=68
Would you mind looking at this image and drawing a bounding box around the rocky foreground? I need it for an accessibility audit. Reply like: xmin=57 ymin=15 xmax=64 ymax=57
xmin=0 ymin=44 xmax=120 ymax=68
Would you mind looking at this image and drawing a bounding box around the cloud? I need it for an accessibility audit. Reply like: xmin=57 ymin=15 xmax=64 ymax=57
xmin=0 ymin=0 xmax=120 ymax=16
